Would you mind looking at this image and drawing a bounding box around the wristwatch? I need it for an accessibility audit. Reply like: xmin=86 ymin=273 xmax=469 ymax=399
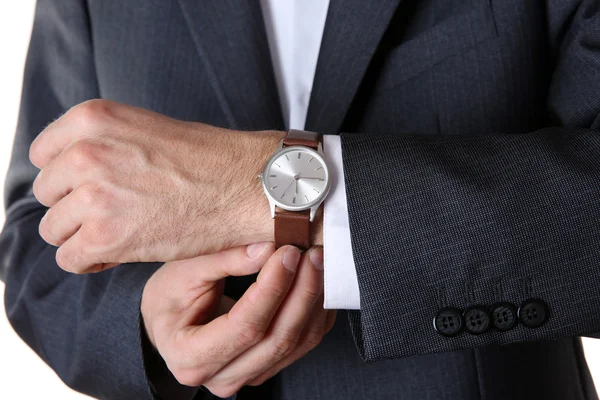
xmin=258 ymin=129 xmax=331 ymax=250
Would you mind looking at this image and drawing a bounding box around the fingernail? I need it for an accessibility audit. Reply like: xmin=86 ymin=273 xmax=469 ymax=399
xmin=309 ymin=247 xmax=324 ymax=270
xmin=282 ymin=247 xmax=301 ymax=272
xmin=247 ymin=242 xmax=270 ymax=259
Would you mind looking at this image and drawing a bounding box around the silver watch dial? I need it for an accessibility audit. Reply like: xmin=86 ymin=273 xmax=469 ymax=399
xmin=262 ymin=146 xmax=329 ymax=211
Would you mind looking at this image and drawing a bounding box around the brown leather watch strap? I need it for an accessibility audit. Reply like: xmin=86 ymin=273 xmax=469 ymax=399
xmin=274 ymin=207 xmax=311 ymax=251
xmin=272 ymin=129 xmax=320 ymax=250
xmin=282 ymin=137 xmax=319 ymax=150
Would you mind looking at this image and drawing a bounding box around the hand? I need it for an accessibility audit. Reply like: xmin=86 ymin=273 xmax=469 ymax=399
xmin=29 ymin=99 xmax=301 ymax=273
xmin=141 ymin=243 xmax=336 ymax=398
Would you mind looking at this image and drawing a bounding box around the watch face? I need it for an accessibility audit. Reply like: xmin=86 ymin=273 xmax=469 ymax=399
xmin=262 ymin=146 xmax=330 ymax=211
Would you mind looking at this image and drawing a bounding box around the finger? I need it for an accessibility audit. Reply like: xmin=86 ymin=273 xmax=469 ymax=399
xmin=54 ymin=229 xmax=100 ymax=273
xmin=38 ymin=190 xmax=84 ymax=246
xmin=53 ymin=220 xmax=124 ymax=274
xmin=171 ymin=241 xmax=277 ymax=282
xmin=173 ymin=245 xmax=301 ymax=381
xmin=159 ymin=245 xmax=277 ymax=337
xmin=30 ymin=113 xmax=82 ymax=169
xmin=29 ymin=116 xmax=65 ymax=169
xmin=32 ymin=140 xmax=108 ymax=207
xmin=248 ymin=306 xmax=335 ymax=387
xmin=30 ymin=100 xmax=114 ymax=169
xmin=205 ymin=246 xmax=324 ymax=390
xmin=168 ymin=243 xmax=276 ymax=317
xmin=29 ymin=100 xmax=161 ymax=169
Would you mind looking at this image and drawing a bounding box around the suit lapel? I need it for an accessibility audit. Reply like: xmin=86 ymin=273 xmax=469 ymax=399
xmin=305 ymin=0 xmax=401 ymax=134
xmin=176 ymin=0 xmax=284 ymax=131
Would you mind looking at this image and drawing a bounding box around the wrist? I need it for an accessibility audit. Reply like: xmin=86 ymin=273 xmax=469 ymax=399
xmin=236 ymin=129 xmax=285 ymax=245
xmin=237 ymin=129 xmax=324 ymax=248
xmin=237 ymin=131 xmax=323 ymax=246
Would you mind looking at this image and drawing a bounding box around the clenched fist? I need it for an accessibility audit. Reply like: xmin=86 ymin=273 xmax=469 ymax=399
xmin=141 ymin=243 xmax=335 ymax=398
xmin=29 ymin=99 xmax=287 ymax=273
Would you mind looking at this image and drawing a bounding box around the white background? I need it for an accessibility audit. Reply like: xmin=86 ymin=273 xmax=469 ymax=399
xmin=1 ymin=2 xmax=599 ymax=399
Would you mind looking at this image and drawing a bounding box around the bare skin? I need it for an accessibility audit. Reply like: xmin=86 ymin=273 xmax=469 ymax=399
xmin=30 ymin=99 xmax=332 ymax=395
xmin=29 ymin=99 xmax=322 ymax=273
xmin=141 ymin=243 xmax=336 ymax=397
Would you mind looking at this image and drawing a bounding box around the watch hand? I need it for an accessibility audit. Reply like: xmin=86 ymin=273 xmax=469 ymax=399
xmin=295 ymin=179 xmax=298 ymax=195
xmin=281 ymin=178 xmax=296 ymax=199
xmin=298 ymin=176 xmax=325 ymax=181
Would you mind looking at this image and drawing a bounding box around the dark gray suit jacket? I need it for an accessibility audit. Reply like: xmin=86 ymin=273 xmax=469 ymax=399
xmin=2 ymin=0 xmax=600 ymax=399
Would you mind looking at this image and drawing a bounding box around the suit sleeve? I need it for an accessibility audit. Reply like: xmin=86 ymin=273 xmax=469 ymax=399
xmin=0 ymin=2 xmax=197 ymax=398
xmin=340 ymin=0 xmax=600 ymax=361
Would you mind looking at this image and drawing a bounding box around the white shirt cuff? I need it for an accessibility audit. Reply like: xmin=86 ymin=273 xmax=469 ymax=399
xmin=322 ymin=135 xmax=360 ymax=310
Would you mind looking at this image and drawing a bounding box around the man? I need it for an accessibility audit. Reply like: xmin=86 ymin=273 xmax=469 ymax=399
xmin=1 ymin=0 xmax=600 ymax=399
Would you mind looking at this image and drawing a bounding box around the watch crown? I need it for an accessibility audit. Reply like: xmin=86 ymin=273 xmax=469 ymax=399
xmin=257 ymin=173 xmax=263 ymax=180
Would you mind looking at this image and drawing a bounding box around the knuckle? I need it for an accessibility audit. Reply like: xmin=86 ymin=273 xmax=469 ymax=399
xmin=235 ymin=321 xmax=266 ymax=347
xmin=77 ymin=184 xmax=110 ymax=209
xmin=72 ymin=99 xmax=114 ymax=125
xmin=304 ymin=328 xmax=324 ymax=350
xmin=269 ymin=331 xmax=300 ymax=358
xmin=78 ymin=186 xmax=97 ymax=208
xmin=299 ymin=286 xmax=321 ymax=307
xmin=68 ymin=141 xmax=102 ymax=171
xmin=259 ymin=280 xmax=288 ymax=299
xmin=81 ymin=218 xmax=112 ymax=248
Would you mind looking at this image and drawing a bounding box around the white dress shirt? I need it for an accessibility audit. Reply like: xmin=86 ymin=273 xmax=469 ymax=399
xmin=260 ymin=0 xmax=360 ymax=309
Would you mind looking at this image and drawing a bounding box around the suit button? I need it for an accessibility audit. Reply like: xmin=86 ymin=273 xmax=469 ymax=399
xmin=490 ymin=302 xmax=518 ymax=331
xmin=518 ymin=298 xmax=549 ymax=328
xmin=434 ymin=308 xmax=463 ymax=337
xmin=463 ymin=306 xmax=490 ymax=334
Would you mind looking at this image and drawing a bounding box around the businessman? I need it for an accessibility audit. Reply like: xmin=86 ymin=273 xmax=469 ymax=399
xmin=2 ymin=0 xmax=600 ymax=399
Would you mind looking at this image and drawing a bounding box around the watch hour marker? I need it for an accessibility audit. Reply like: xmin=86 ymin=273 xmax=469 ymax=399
xmin=313 ymin=188 xmax=320 ymax=193
xmin=285 ymin=155 xmax=289 ymax=161
xmin=297 ymin=152 xmax=301 ymax=159
xmin=304 ymin=195 xmax=309 ymax=202
xmin=309 ymin=157 xmax=314 ymax=163
xmin=271 ymin=185 xmax=278 ymax=190
xmin=315 ymin=166 xmax=323 ymax=170
xmin=274 ymin=163 xmax=281 ymax=168
xmin=293 ymin=197 xmax=296 ymax=204
xmin=270 ymin=174 xmax=277 ymax=177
